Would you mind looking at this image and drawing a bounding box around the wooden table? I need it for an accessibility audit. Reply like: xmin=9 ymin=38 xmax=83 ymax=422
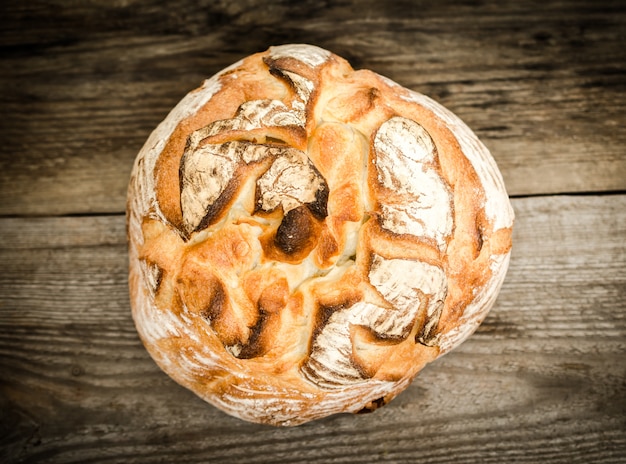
xmin=1 ymin=1 xmax=625 ymax=462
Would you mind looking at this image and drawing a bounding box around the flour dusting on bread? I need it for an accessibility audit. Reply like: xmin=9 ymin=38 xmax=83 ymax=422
xmin=127 ymin=44 xmax=513 ymax=426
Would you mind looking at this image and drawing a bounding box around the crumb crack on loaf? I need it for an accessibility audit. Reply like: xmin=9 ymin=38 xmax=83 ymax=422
xmin=127 ymin=44 xmax=514 ymax=426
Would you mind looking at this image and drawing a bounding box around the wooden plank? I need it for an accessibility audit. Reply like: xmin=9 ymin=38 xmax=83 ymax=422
xmin=0 ymin=194 xmax=624 ymax=463
xmin=1 ymin=1 xmax=625 ymax=216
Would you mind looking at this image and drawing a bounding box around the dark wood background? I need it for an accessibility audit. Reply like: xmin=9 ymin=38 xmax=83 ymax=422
xmin=1 ymin=1 xmax=625 ymax=462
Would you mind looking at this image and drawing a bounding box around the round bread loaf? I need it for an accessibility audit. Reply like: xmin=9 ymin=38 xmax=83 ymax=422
xmin=127 ymin=44 xmax=514 ymax=426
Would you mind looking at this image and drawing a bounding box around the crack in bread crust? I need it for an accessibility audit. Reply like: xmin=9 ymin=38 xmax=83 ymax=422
xmin=373 ymin=117 xmax=454 ymax=251
xmin=127 ymin=44 xmax=514 ymax=426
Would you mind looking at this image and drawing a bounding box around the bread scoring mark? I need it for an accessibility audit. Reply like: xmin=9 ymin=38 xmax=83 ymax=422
xmin=280 ymin=71 xmax=314 ymax=110
xmin=195 ymin=99 xmax=304 ymax=142
xmin=373 ymin=117 xmax=453 ymax=251
xmin=301 ymin=300 xmax=369 ymax=389
xmin=194 ymin=273 xmax=272 ymax=360
xmin=300 ymin=300 xmax=414 ymax=389
xmin=434 ymin=251 xmax=511 ymax=353
xmin=229 ymin=309 xmax=269 ymax=359
xmin=199 ymin=279 xmax=227 ymax=323
xmin=179 ymin=141 xmax=285 ymax=235
xmin=393 ymin=83 xmax=515 ymax=231
xmin=179 ymin=143 xmax=238 ymax=234
xmin=263 ymin=47 xmax=324 ymax=133
xmin=127 ymin=58 xmax=243 ymax=240
xmin=307 ymin=180 xmax=329 ymax=220
xmin=300 ymin=255 xmax=446 ymax=390
xmin=368 ymin=254 xmax=447 ymax=342
xmin=255 ymin=148 xmax=328 ymax=215
xmin=178 ymin=52 xmax=325 ymax=240
xmin=224 ymin=99 xmax=302 ymax=131
xmin=265 ymin=67 xmax=314 ymax=126
xmin=179 ymin=270 xmax=242 ymax=348
xmin=376 ymin=116 xmax=437 ymax=166
xmin=236 ymin=275 xmax=289 ymax=359
xmin=139 ymin=259 xmax=163 ymax=297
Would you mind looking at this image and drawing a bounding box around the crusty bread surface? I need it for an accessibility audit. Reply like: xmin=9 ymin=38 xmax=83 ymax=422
xmin=127 ymin=44 xmax=514 ymax=426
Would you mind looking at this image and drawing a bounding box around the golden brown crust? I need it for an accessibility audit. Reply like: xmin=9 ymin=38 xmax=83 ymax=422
xmin=127 ymin=44 xmax=514 ymax=426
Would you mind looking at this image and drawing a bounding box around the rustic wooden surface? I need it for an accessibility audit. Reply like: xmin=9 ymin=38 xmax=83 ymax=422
xmin=1 ymin=1 xmax=625 ymax=463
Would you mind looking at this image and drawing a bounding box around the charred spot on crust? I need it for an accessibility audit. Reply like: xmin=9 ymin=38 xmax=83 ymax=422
xmin=253 ymin=182 xmax=265 ymax=216
xmin=140 ymin=260 xmax=164 ymax=295
xmin=415 ymin=302 xmax=444 ymax=347
xmin=235 ymin=309 xmax=270 ymax=359
xmin=153 ymin=266 xmax=164 ymax=294
xmin=476 ymin=224 xmax=485 ymax=253
xmin=236 ymin=277 xmax=289 ymax=359
xmin=267 ymin=66 xmax=302 ymax=95
xmin=416 ymin=323 xmax=438 ymax=346
xmin=474 ymin=211 xmax=488 ymax=257
xmin=359 ymin=323 xmax=411 ymax=344
xmin=356 ymin=396 xmax=387 ymax=414
xmin=306 ymin=179 xmax=329 ymax=220
xmin=311 ymin=295 xmax=360 ymax=342
xmin=199 ymin=280 xmax=227 ymax=323
xmin=267 ymin=64 xmax=285 ymax=80
xmin=266 ymin=65 xmax=302 ymax=98
xmin=367 ymin=87 xmax=380 ymax=104
xmin=274 ymin=206 xmax=318 ymax=255
xmin=230 ymin=280 xmax=287 ymax=360
xmin=313 ymin=304 xmax=342 ymax=341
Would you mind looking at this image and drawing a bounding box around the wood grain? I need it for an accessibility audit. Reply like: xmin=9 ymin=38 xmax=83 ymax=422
xmin=1 ymin=195 xmax=624 ymax=463
xmin=0 ymin=1 xmax=624 ymax=462
xmin=1 ymin=0 xmax=625 ymax=216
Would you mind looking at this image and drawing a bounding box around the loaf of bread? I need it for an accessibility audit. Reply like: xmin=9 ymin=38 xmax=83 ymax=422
xmin=127 ymin=44 xmax=514 ymax=426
